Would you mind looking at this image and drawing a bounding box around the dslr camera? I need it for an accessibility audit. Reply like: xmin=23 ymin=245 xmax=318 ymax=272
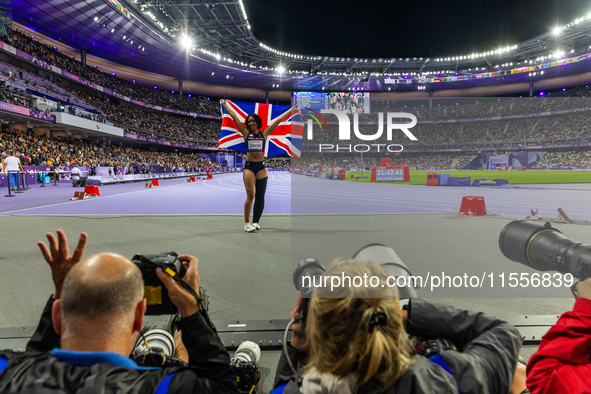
xmin=132 ymin=251 xmax=184 ymax=315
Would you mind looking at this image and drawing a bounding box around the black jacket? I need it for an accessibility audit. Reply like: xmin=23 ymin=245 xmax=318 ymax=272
xmin=0 ymin=297 xmax=238 ymax=394
xmin=273 ymin=299 xmax=522 ymax=394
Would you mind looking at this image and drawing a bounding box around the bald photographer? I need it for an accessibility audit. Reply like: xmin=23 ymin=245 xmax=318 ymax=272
xmin=0 ymin=230 xmax=238 ymax=394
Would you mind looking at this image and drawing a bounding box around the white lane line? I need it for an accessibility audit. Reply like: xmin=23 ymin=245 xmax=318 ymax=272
xmin=5 ymin=213 xmax=293 ymax=216
xmin=290 ymin=194 xmax=450 ymax=211
xmin=0 ymin=180 xmax=196 ymax=215
xmin=203 ymin=179 xmax=290 ymax=197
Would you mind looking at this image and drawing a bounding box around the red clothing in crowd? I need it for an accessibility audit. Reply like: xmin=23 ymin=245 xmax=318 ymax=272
xmin=527 ymin=297 xmax=591 ymax=394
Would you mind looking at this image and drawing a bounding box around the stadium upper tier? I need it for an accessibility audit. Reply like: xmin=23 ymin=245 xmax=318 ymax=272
xmin=11 ymin=0 xmax=591 ymax=93
xmin=2 ymin=30 xmax=220 ymax=116
xmin=2 ymin=34 xmax=591 ymax=154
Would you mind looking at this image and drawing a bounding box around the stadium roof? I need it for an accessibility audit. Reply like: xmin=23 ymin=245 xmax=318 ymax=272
xmin=11 ymin=0 xmax=591 ymax=93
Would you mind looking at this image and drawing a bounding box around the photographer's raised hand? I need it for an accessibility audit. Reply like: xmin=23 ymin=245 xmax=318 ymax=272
xmin=37 ymin=229 xmax=87 ymax=299
xmin=156 ymin=254 xmax=201 ymax=318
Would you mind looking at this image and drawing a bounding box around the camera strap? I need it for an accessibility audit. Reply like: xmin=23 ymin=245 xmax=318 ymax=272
xmin=163 ymin=269 xmax=217 ymax=333
xmin=571 ymin=280 xmax=580 ymax=298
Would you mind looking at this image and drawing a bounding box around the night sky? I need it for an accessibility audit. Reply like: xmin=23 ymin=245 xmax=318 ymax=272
xmin=245 ymin=0 xmax=591 ymax=58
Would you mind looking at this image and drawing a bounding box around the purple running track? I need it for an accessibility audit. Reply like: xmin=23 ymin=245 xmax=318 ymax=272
xmin=1 ymin=172 xmax=590 ymax=220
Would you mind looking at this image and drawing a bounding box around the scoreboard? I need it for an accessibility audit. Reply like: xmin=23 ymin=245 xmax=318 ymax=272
xmin=293 ymin=92 xmax=327 ymax=110
xmin=292 ymin=91 xmax=370 ymax=113
xmin=371 ymin=165 xmax=410 ymax=182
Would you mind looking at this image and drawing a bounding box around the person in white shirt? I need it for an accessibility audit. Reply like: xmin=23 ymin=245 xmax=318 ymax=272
xmin=2 ymin=151 xmax=24 ymax=190
xmin=70 ymin=165 xmax=82 ymax=186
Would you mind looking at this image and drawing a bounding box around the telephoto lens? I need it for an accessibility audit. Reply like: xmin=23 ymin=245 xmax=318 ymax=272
xmin=292 ymin=258 xmax=326 ymax=330
xmin=131 ymin=329 xmax=178 ymax=367
xmin=292 ymin=258 xmax=326 ymax=298
xmin=232 ymin=341 xmax=261 ymax=364
xmin=499 ymin=220 xmax=591 ymax=279
xmin=230 ymin=341 xmax=261 ymax=394
xmin=353 ymin=243 xmax=420 ymax=298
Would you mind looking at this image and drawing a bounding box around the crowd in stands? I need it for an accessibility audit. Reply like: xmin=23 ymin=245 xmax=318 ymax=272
xmin=0 ymin=61 xmax=93 ymax=109
xmin=535 ymin=150 xmax=591 ymax=167
xmin=3 ymin=29 xmax=591 ymax=168
xmin=293 ymin=154 xmax=473 ymax=170
xmin=0 ymin=59 xmax=222 ymax=145
xmin=104 ymin=105 xmax=220 ymax=142
xmin=1 ymin=30 xmax=219 ymax=115
xmin=303 ymin=114 xmax=591 ymax=149
xmin=293 ymin=148 xmax=591 ymax=170
xmin=3 ymin=29 xmax=591 ymax=155
xmin=265 ymin=157 xmax=291 ymax=168
xmin=371 ymin=94 xmax=591 ymax=121
xmin=0 ymin=127 xmax=221 ymax=173
xmin=0 ymin=82 xmax=33 ymax=109
xmin=7 ymin=27 xmax=591 ymax=125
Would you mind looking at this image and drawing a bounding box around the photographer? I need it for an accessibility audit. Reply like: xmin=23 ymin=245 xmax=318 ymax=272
xmin=526 ymin=278 xmax=591 ymax=394
xmin=0 ymin=230 xmax=238 ymax=394
xmin=272 ymin=258 xmax=523 ymax=394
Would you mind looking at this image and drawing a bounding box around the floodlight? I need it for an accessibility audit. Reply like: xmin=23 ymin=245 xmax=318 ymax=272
xmin=276 ymin=66 xmax=285 ymax=74
xmin=552 ymin=26 xmax=562 ymax=36
xmin=180 ymin=35 xmax=193 ymax=49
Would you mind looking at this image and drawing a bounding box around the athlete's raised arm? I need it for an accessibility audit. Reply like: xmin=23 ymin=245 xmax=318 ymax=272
xmin=220 ymin=99 xmax=248 ymax=138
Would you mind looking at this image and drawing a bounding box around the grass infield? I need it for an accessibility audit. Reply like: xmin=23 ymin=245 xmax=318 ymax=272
xmin=339 ymin=169 xmax=591 ymax=185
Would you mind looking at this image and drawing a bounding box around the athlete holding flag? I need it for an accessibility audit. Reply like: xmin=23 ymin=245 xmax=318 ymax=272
xmin=220 ymin=100 xmax=298 ymax=232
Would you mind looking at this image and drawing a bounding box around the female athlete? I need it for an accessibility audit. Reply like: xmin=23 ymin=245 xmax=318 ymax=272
xmin=220 ymin=100 xmax=297 ymax=232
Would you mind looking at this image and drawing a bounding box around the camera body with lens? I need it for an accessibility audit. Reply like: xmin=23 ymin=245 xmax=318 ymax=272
xmin=131 ymin=251 xmax=183 ymax=315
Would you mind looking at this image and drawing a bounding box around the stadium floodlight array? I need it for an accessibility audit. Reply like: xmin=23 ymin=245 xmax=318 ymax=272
xmin=236 ymin=0 xmax=251 ymax=30
xmin=211 ymin=5 xmax=591 ymax=76
xmin=87 ymin=1 xmax=591 ymax=85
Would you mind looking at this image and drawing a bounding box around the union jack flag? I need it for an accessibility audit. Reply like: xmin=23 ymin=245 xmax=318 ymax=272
xmin=218 ymin=100 xmax=303 ymax=157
